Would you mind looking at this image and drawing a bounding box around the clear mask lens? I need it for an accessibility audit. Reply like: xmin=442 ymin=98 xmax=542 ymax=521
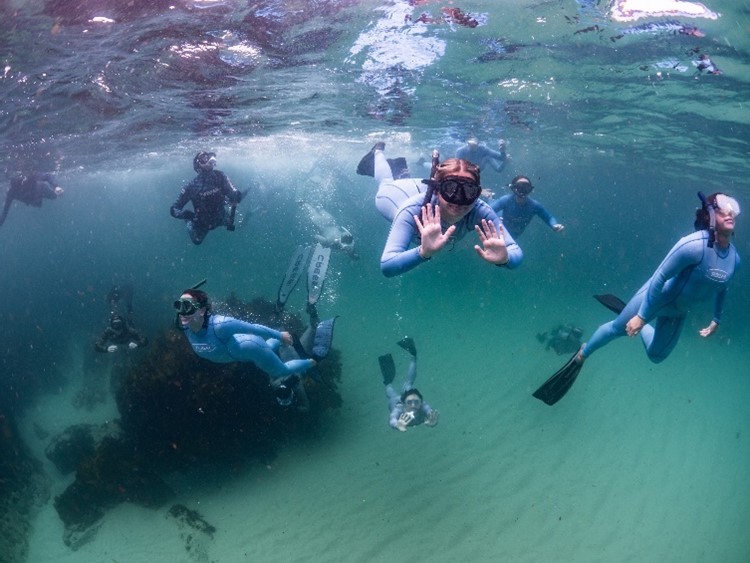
xmin=715 ymin=194 xmax=740 ymax=217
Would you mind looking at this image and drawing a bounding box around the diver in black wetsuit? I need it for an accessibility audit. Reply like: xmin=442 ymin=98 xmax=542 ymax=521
xmin=0 ymin=172 xmax=64 ymax=227
xmin=170 ymin=151 xmax=245 ymax=245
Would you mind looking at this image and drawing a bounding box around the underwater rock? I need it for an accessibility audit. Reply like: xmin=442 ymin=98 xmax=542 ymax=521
xmin=45 ymin=424 xmax=97 ymax=475
xmin=0 ymin=406 xmax=50 ymax=563
xmin=54 ymin=296 xmax=342 ymax=544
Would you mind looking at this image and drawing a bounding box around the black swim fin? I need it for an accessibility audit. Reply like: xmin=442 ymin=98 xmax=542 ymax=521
xmin=387 ymin=157 xmax=410 ymax=179
xmin=356 ymin=142 xmax=385 ymax=176
xmin=378 ymin=353 xmax=396 ymax=385
xmin=312 ymin=316 xmax=338 ymax=360
xmin=396 ymin=336 xmax=417 ymax=357
xmin=532 ymin=351 xmax=584 ymax=406
xmin=594 ymin=294 xmax=627 ymax=315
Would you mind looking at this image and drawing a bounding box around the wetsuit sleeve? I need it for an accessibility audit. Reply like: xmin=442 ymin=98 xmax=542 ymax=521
xmin=170 ymin=180 xmax=196 ymax=219
xmin=220 ymin=172 xmax=242 ymax=204
xmin=94 ymin=329 xmax=113 ymax=353
xmin=389 ymin=405 xmax=402 ymax=428
xmin=380 ymin=204 xmax=428 ymax=277
xmin=476 ymin=203 xmax=522 ymax=269
xmin=212 ymin=316 xmax=283 ymax=341
xmin=126 ymin=323 xmax=149 ymax=347
xmin=532 ymin=200 xmax=558 ymax=229
xmin=637 ymin=237 xmax=703 ymax=321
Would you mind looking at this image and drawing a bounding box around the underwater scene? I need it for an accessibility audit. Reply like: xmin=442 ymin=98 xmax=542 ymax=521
xmin=1 ymin=0 xmax=749 ymax=561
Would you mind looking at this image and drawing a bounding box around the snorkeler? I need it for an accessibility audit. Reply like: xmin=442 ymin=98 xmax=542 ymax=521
xmin=170 ymin=151 xmax=246 ymax=245
xmin=378 ymin=337 xmax=439 ymax=432
xmin=533 ymin=192 xmax=741 ymax=405
xmin=175 ymin=286 xmax=336 ymax=380
xmin=373 ymin=148 xmax=522 ymax=277
xmin=489 ymin=176 xmax=563 ymax=238
xmin=301 ymin=202 xmax=359 ymax=260
xmin=95 ymin=314 xmax=148 ymax=353
xmin=0 ymin=172 xmax=64 ymax=227
xmin=455 ymin=137 xmax=507 ymax=174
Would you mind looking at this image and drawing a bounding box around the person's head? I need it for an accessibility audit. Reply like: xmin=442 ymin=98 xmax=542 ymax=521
xmin=174 ymin=289 xmax=210 ymax=328
xmin=193 ymin=151 xmax=217 ymax=173
xmin=110 ymin=314 xmax=125 ymax=333
xmin=695 ymin=192 xmax=740 ymax=232
xmin=424 ymin=158 xmax=482 ymax=223
xmin=466 ymin=137 xmax=479 ymax=148
xmin=338 ymin=228 xmax=359 ymax=259
xmin=509 ymin=176 xmax=534 ymax=199
xmin=400 ymin=388 xmax=423 ymax=413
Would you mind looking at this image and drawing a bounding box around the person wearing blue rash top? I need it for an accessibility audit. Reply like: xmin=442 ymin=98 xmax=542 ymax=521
xmin=455 ymin=137 xmax=507 ymax=174
xmin=175 ymin=289 xmax=316 ymax=379
xmin=170 ymin=151 xmax=244 ymax=245
xmin=379 ymin=157 xmax=522 ymax=277
xmin=533 ymin=192 xmax=740 ymax=406
xmin=490 ymin=176 xmax=564 ymax=238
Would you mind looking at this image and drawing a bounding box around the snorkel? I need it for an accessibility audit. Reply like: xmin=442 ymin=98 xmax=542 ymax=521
xmin=420 ymin=149 xmax=442 ymax=207
xmin=698 ymin=191 xmax=717 ymax=248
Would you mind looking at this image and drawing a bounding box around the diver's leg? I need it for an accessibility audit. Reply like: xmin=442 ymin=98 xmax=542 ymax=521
xmin=402 ymin=356 xmax=417 ymax=394
xmin=582 ymin=289 xmax=643 ymax=359
xmin=230 ymin=335 xmax=314 ymax=379
xmin=641 ymin=316 xmax=685 ymax=364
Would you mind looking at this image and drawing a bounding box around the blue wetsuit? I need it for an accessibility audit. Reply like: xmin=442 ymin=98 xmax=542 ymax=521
xmin=170 ymin=169 xmax=242 ymax=245
xmin=182 ymin=314 xmax=314 ymax=379
xmin=380 ymin=192 xmax=522 ymax=277
xmin=373 ymin=149 xmax=427 ymax=222
xmin=455 ymin=143 xmax=506 ymax=173
xmin=490 ymin=194 xmax=559 ymax=238
xmin=583 ymin=230 xmax=740 ymax=363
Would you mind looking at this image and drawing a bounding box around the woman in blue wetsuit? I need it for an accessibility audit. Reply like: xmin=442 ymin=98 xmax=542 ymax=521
xmin=490 ymin=176 xmax=564 ymax=238
xmin=175 ymin=288 xmax=316 ymax=379
xmin=533 ymin=192 xmax=741 ymax=405
xmin=376 ymin=153 xmax=522 ymax=277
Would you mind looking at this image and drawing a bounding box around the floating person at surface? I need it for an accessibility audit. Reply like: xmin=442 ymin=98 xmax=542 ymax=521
xmin=455 ymin=137 xmax=507 ymax=174
xmin=301 ymin=202 xmax=359 ymax=260
xmin=694 ymin=53 xmax=722 ymax=75
xmin=533 ymin=192 xmax=741 ymax=406
xmin=175 ymin=287 xmax=336 ymax=380
xmin=357 ymin=142 xmax=522 ymax=277
xmin=378 ymin=337 xmax=439 ymax=432
xmin=95 ymin=314 xmax=148 ymax=353
xmin=490 ymin=176 xmax=563 ymax=238
xmin=170 ymin=151 xmax=246 ymax=245
xmin=0 ymin=172 xmax=64 ymax=227
xmin=610 ymin=19 xmax=705 ymax=42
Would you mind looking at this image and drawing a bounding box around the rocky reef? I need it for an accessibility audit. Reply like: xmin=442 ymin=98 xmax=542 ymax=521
xmin=52 ymin=296 xmax=342 ymax=549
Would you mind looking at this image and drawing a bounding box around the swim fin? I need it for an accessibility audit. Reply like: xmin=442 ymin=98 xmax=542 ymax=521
xmin=396 ymin=336 xmax=417 ymax=357
xmin=378 ymin=353 xmax=396 ymax=385
xmin=532 ymin=351 xmax=584 ymax=406
xmin=387 ymin=157 xmax=410 ymax=179
xmin=312 ymin=316 xmax=338 ymax=360
xmin=276 ymin=245 xmax=311 ymax=311
xmin=356 ymin=142 xmax=385 ymax=177
xmin=307 ymin=243 xmax=331 ymax=306
xmin=594 ymin=294 xmax=626 ymax=315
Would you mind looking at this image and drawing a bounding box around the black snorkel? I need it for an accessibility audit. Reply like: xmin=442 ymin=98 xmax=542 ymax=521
xmin=698 ymin=191 xmax=716 ymax=248
xmin=420 ymin=149 xmax=441 ymax=207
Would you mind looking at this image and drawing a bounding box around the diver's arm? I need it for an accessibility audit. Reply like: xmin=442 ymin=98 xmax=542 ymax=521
xmin=212 ymin=315 xmax=283 ymax=341
xmin=380 ymin=205 xmax=429 ymax=277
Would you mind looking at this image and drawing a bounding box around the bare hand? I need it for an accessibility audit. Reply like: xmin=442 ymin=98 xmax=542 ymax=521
xmin=699 ymin=321 xmax=718 ymax=337
xmin=625 ymin=315 xmax=645 ymax=336
xmin=425 ymin=410 xmax=440 ymax=427
xmin=395 ymin=411 xmax=414 ymax=432
xmin=281 ymin=331 xmax=293 ymax=346
xmin=553 ymin=224 xmax=564 ymax=232
xmin=128 ymin=342 xmax=138 ymax=349
xmin=473 ymin=219 xmax=509 ymax=265
xmin=414 ymin=204 xmax=456 ymax=258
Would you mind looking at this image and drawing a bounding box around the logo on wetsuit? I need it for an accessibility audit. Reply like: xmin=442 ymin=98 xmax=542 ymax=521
xmin=707 ymin=268 xmax=729 ymax=282
xmin=192 ymin=343 xmax=216 ymax=354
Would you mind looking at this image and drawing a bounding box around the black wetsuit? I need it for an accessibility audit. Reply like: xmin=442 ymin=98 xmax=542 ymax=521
xmin=170 ymin=169 xmax=242 ymax=245
xmin=0 ymin=173 xmax=60 ymax=227
xmin=95 ymin=320 xmax=149 ymax=353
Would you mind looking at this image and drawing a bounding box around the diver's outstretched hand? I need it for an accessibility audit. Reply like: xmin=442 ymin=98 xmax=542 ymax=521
xmin=699 ymin=320 xmax=718 ymax=337
xmin=474 ymin=219 xmax=508 ymax=265
xmin=425 ymin=410 xmax=440 ymax=427
xmin=395 ymin=412 xmax=414 ymax=432
xmin=415 ymin=204 xmax=456 ymax=259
